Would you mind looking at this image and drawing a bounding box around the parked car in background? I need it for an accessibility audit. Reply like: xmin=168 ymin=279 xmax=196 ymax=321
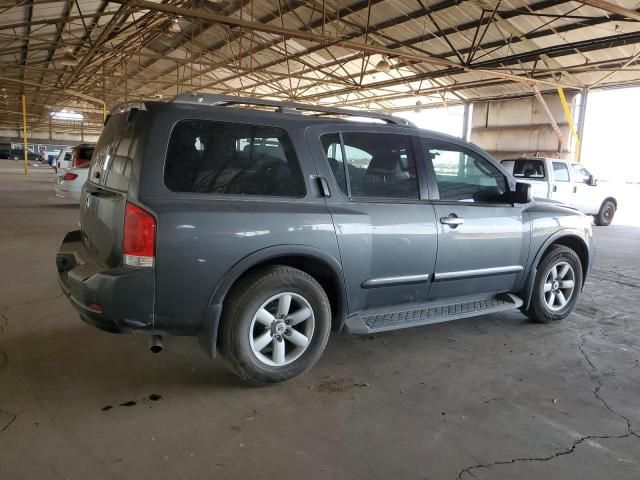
xmin=6 ymin=148 xmax=39 ymax=162
xmin=54 ymin=166 xmax=90 ymax=200
xmin=0 ymin=144 xmax=10 ymax=158
xmin=56 ymin=94 xmax=594 ymax=385
xmin=55 ymin=147 xmax=73 ymax=171
xmin=500 ymin=157 xmax=617 ymax=226
xmin=57 ymin=144 xmax=95 ymax=170
xmin=54 ymin=144 xmax=95 ymax=201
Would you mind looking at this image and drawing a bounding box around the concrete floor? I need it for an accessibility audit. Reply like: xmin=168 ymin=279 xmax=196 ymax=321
xmin=1 ymin=159 xmax=639 ymax=480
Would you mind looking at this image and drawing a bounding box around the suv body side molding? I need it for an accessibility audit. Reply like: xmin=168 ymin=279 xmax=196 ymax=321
xmin=434 ymin=265 xmax=523 ymax=281
xmin=361 ymin=273 xmax=430 ymax=289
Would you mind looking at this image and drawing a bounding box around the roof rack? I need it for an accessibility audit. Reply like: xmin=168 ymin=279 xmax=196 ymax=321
xmin=172 ymin=92 xmax=413 ymax=126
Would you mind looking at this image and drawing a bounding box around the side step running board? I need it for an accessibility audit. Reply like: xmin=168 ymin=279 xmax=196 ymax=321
xmin=344 ymin=294 xmax=523 ymax=334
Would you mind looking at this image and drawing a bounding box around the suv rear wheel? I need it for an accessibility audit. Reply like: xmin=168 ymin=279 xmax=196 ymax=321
xmin=525 ymin=245 xmax=583 ymax=323
xmin=219 ymin=265 xmax=331 ymax=386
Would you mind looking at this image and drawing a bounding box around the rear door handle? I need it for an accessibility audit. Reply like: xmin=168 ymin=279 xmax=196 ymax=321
xmin=440 ymin=215 xmax=464 ymax=228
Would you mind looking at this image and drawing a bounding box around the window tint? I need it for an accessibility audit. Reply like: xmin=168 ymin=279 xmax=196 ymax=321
xmin=571 ymin=164 xmax=591 ymax=183
xmin=425 ymin=141 xmax=507 ymax=203
xmin=507 ymin=159 xmax=546 ymax=179
xmin=164 ymin=120 xmax=305 ymax=197
xmin=320 ymin=132 xmax=418 ymax=199
xmin=552 ymin=162 xmax=570 ymax=182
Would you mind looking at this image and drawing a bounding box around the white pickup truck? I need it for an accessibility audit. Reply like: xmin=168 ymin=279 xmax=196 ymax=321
xmin=500 ymin=157 xmax=617 ymax=226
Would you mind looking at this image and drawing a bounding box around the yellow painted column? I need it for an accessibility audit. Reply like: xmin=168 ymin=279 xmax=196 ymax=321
xmin=557 ymin=87 xmax=581 ymax=162
xmin=21 ymin=94 xmax=29 ymax=175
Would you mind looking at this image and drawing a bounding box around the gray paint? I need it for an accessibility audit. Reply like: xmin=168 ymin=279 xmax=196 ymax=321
xmin=59 ymin=99 xmax=595 ymax=342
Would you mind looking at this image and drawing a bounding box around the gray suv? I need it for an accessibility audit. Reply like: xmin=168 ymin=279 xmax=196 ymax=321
xmin=56 ymin=94 xmax=594 ymax=385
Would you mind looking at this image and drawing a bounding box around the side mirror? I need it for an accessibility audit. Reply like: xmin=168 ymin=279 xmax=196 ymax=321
xmin=510 ymin=182 xmax=532 ymax=204
xmin=588 ymin=175 xmax=598 ymax=186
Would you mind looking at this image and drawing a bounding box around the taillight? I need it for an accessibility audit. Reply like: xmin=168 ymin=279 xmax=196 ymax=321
xmin=62 ymin=172 xmax=78 ymax=181
xmin=123 ymin=202 xmax=156 ymax=267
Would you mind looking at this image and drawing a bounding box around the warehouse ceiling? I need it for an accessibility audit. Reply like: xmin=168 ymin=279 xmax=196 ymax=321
xmin=2 ymin=0 xmax=640 ymax=133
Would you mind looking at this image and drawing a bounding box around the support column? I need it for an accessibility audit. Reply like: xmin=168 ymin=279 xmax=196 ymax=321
xmin=461 ymin=102 xmax=470 ymax=141
xmin=21 ymin=94 xmax=29 ymax=175
xmin=575 ymin=90 xmax=588 ymax=163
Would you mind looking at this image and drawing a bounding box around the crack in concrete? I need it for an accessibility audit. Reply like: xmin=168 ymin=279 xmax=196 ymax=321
xmin=456 ymin=333 xmax=639 ymax=480
xmin=0 ymin=408 xmax=16 ymax=432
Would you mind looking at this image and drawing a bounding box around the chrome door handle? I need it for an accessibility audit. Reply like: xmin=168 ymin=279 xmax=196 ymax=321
xmin=440 ymin=215 xmax=464 ymax=227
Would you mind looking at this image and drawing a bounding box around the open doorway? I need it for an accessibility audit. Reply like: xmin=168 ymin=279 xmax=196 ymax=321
xmin=581 ymin=87 xmax=640 ymax=225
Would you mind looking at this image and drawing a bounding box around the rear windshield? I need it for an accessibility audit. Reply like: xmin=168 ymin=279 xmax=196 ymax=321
xmin=502 ymin=159 xmax=546 ymax=179
xmin=164 ymin=120 xmax=305 ymax=197
xmin=77 ymin=146 xmax=95 ymax=162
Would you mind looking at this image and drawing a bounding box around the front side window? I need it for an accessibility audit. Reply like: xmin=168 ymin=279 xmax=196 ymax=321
xmin=320 ymin=132 xmax=419 ymax=199
xmin=552 ymin=162 xmax=570 ymax=182
xmin=164 ymin=120 xmax=305 ymax=197
xmin=425 ymin=141 xmax=507 ymax=203
xmin=571 ymin=164 xmax=591 ymax=183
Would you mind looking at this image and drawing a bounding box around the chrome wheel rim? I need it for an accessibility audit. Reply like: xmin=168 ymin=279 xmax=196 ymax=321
xmin=249 ymin=292 xmax=315 ymax=367
xmin=543 ymin=261 xmax=575 ymax=311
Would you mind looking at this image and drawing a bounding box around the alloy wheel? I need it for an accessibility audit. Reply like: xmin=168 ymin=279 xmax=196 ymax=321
xmin=249 ymin=292 xmax=315 ymax=367
xmin=543 ymin=261 xmax=575 ymax=311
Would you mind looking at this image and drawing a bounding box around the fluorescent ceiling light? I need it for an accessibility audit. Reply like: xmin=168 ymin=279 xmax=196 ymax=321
xmin=169 ymin=17 xmax=181 ymax=33
xmin=375 ymin=56 xmax=391 ymax=73
xmin=50 ymin=109 xmax=83 ymax=120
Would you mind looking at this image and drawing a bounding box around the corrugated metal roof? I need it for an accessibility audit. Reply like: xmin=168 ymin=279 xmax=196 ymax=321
xmin=1 ymin=0 xmax=640 ymax=132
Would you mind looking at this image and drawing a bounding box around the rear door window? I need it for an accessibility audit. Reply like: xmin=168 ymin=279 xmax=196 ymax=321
xmin=164 ymin=120 xmax=305 ymax=197
xmin=507 ymin=159 xmax=546 ymax=179
xmin=319 ymin=132 xmax=419 ymax=199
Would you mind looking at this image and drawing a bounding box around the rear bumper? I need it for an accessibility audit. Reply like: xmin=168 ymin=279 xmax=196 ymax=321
xmin=57 ymin=230 xmax=154 ymax=333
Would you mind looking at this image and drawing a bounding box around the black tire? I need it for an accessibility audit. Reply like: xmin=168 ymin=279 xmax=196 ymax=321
xmin=525 ymin=245 xmax=583 ymax=323
xmin=219 ymin=265 xmax=331 ymax=386
xmin=594 ymin=200 xmax=616 ymax=226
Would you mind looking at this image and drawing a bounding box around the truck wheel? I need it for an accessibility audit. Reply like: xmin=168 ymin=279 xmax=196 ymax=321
xmin=594 ymin=200 xmax=615 ymax=226
xmin=526 ymin=245 xmax=583 ymax=323
xmin=219 ymin=265 xmax=331 ymax=386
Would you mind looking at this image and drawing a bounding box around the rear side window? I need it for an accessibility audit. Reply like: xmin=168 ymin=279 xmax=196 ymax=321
xmin=552 ymin=162 xmax=570 ymax=182
xmin=164 ymin=120 xmax=305 ymax=197
xmin=320 ymin=132 xmax=419 ymax=199
xmin=89 ymin=137 xmax=136 ymax=191
xmin=506 ymin=159 xmax=546 ymax=179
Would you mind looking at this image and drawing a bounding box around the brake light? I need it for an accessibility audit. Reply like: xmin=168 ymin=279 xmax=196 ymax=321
xmin=123 ymin=202 xmax=156 ymax=267
xmin=62 ymin=172 xmax=78 ymax=181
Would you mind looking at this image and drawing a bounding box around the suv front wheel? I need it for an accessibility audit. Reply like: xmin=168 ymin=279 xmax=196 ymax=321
xmin=219 ymin=265 xmax=331 ymax=386
xmin=525 ymin=245 xmax=583 ymax=323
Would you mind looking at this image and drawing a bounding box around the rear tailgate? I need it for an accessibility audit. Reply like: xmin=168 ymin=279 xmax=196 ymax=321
xmin=79 ymin=114 xmax=142 ymax=268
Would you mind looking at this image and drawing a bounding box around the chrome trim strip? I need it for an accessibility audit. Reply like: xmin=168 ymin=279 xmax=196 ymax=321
xmin=361 ymin=273 xmax=430 ymax=289
xmin=434 ymin=265 xmax=523 ymax=281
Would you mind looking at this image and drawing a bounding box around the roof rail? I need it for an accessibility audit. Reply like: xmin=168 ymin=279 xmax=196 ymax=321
xmin=172 ymin=92 xmax=413 ymax=126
